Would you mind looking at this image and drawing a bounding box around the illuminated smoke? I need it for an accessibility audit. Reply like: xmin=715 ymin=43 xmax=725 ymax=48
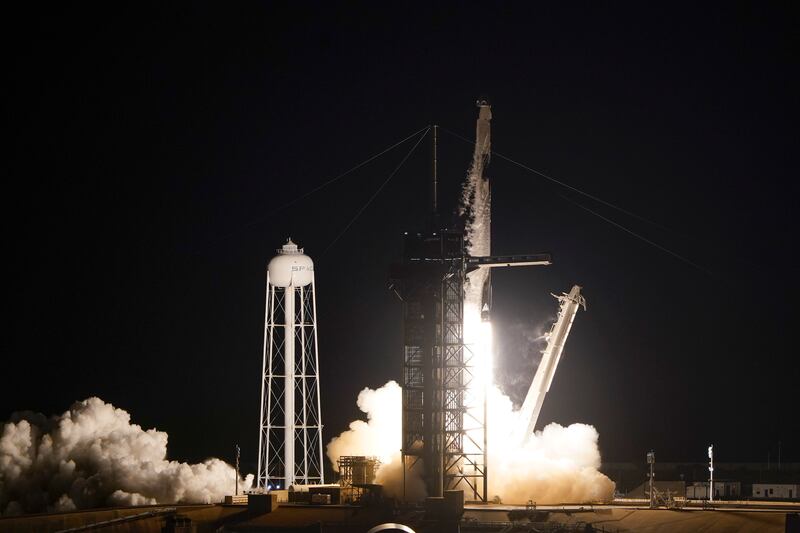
xmin=326 ymin=380 xmax=614 ymax=504
xmin=461 ymin=310 xmax=614 ymax=503
xmin=0 ymin=397 xmax=252 ymax=515
xmin=326 ymin=381 xmax=402 ymax=466
xmin=486 ymin=387 xmax=615 ymax=503
xmin=326 ymin=381 xmax=426 ymax=500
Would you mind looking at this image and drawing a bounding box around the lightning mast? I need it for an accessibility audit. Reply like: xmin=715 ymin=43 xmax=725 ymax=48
xmin=709 ymin=445 xmax=714 ymax=502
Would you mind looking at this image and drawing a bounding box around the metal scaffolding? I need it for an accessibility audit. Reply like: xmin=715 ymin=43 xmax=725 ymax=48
xmin=391 ymin=230 xmax=487 ymax=501
xmin=390 ymin=231 xmax=551 ymax=501
xmin=338 ymin=456 xmax=381 ymax=502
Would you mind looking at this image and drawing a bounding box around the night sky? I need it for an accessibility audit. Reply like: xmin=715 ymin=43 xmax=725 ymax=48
xmin=5 ymin=3 xmax=798 ymax=476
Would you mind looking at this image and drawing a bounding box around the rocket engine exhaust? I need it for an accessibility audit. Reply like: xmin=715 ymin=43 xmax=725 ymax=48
xmin=327 ymin=100 xmax=614 ymax=504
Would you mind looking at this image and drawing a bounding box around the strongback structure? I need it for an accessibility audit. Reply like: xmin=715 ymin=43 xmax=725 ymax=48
xmin=389 ymin=104 xmax=551 ymax=501
xmin=258 ymin=240 xmax=324 ymax=489
xmin=515 ymin=285 xmax=586 ymax=444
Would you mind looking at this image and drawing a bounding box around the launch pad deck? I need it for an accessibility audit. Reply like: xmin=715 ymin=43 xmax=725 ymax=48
xmin=2 ymin=501 xmax=798 ymax=532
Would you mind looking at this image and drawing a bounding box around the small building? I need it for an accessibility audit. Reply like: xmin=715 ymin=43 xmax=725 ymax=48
xmin=286 ymin=483 xmax=342 ymax=504
xmin=338 ymin=456 xmax=381 ymax=503
xmin=686 ymin=481 xmax=741 ymax=500
xmin=752 ymin=483 xmax=800 ymax=500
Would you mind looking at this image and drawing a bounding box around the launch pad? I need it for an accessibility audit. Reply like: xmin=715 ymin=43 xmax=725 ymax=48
xmin=4 ymin=500 xmax=796 ymax=532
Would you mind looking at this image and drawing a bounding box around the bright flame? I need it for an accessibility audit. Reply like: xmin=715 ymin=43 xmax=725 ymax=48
xmin=463 ymin=295 xmax=615 ymax=504
xmin=464 ymin=303 xmax=493 ymax=393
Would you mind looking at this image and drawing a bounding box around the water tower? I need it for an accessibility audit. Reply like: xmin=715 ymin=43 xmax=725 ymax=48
xmin=257 ymin=239 xmax=324 ymax=489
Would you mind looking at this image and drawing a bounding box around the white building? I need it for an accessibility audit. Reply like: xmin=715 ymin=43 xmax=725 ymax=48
xmin=752 ymin=483 xmax=800 ymax=500
xmin=686 ymin=481 xmax=741 ymax=500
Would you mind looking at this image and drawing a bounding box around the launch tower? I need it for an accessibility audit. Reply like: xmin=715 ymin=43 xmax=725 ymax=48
xmin=257 ymin=239 xmax=324 ymax=489
xmin=389 ymin=103 xmax=552 ymax=501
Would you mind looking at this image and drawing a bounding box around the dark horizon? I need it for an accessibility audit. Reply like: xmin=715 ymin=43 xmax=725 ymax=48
xmin=4 ymin=2 xmax=798 ymax=477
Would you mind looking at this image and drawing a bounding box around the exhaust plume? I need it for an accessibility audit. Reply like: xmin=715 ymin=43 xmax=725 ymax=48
xmin=326 ymin=381 xmax=614 ymax=504
xmin=0 ymin=397 xmax=252 ymax=515
xmin=486 ymin=387 xmax=615 ymax=503
xmin=326 ymin=382 xmax=426 ymax=500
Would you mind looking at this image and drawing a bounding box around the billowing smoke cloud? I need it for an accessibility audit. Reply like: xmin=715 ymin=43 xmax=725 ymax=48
xmin=486 ymin=387 xmax=615 ymax=503
xmin=326 ymin=381 xmax=402 ymax=465
xmin=325 ymin=382 xmax=426 ymax=500
xmin=0 ymin=397 xmax=252 ymax=515
xmin=325 ymin=381 xmax=614 ymax=504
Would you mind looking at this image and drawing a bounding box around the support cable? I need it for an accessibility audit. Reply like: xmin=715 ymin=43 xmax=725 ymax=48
xmin=322 ymin=127 xmax=430 ymax=255
xmin=558 ymin=193 xmax=711 ymax=274
xmin=440 ymin=126 xmax=672 ymax=233
xmin=272 ymin=125 xmax=430 ymax=215
xmin=210 ymin=125 xmax=430 ymax=244
xmin=440 ymin=125 xmax=710 ymax=273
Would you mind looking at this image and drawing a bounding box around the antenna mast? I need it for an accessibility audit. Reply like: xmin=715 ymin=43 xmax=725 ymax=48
xmin=431 ymin=124 xmax=439 ymax=223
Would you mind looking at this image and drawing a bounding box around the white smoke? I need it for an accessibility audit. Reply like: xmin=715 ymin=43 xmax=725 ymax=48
xmin=459 ymin=102 xmax=492 ymax=256
xmin=325 ymin=382 xmax=426 ymax=500
xmin=326 ymin=380 xmax=613 ymax=504
xmin=0 ymin=397 xmax=253 ymax=515
xmin=486 ymin=387 xmax=615 ymax=503
xmin=326 ymin=381 xmax=402 ymax=466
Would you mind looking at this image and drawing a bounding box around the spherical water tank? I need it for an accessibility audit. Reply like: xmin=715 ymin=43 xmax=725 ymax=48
xmin=268 ymin=239 xmax=314 ymax=287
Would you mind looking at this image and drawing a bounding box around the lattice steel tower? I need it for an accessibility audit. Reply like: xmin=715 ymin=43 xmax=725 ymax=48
xmin=389 ymin=106 xmax=551 ymax=501
xmin=390 ymin=230 xmax=475 ymax=498
xmin=257 ymin=239 xmax=324 ymax=489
